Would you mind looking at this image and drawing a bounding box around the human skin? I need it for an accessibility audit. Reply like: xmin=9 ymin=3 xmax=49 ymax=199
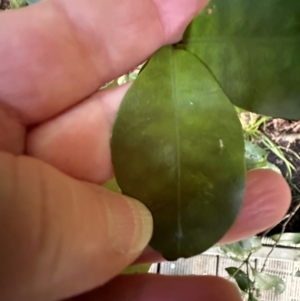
xmin=0 ymin=0 xmax=291 ymax=301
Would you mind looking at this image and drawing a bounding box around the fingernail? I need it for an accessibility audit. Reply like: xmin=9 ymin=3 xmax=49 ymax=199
xmin=108 ymin=193 xmax=153 ymax=254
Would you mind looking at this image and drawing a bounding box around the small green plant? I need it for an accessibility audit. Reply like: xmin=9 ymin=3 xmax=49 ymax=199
xmin=221 ymin=229 xmax=300 ymax=300
xmin=221 ymin=141 xmax=300 ymax=300
xmin=221 ymin=236 xmax=287 ymax=300
xmin=241 ymin=112 xmax=296 ymax=178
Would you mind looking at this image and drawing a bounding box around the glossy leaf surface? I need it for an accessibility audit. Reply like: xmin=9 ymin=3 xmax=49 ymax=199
xmin=111 ymin=46 xmax=245 ymax=260
xmin=25 ymin=0 xmax=40 ymax=3
xmin=226 ymin=267 xmax=252 ymax=292
xmin=252 ymin=269 xmax=286 ymax=295
xmin=103 ymin=178 xmax=122 ymax=193
xmin=121 ymin=264 xmax=150 ymax=275
xmin=10 ymin=0 xmax=27 ymax=8
xmin=183 ymin=0 xmax=300 ymax=120
xmin=245 ymin=142 xmax=267 ymax=171
xmin=220 ymin=237 xmax=261 ymax=262
xmin=244 ymin=141 xmax=281 ymax=174
xmin=239 ymin=236 xmax=262 ymax=253
xmin=271 ymin=233 xmax=300 ymax=245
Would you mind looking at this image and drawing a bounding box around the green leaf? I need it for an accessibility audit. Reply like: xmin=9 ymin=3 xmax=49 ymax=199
xmin=240 ymin=237 xmax=262 ymax=253
xmin=252 ymin=269 xmax=286 ymax=295
xmin=121 ymin=264 xmax=150 ymax=275
xmin=220 ymin=242 xmax=248 ymax=262
xmin=244 ymin=141 xmax=281 ymax=174
xmin=248 ymin=293 xmax=259 ymax=301
xmin=271 ymin=233 xmax=300 ymax=245
xmin=103 ymin=178 xmax=122 ymax=193
xmin=25 ymin=0 xmax=40 ymax=4
xmin=183 ymin=0 xmax=300 ymax=120
xmin=245 ymin=142 xmax=267 ymax=171
xmin=220 ymin=237 xmax=261 ymax=262
xmin=111 ymin=46 xmax=246 ymax=260
xmin=226 ymin=267 xmax=252 ymax=292
xmin=10 ymin=0 xmax=27 ymax=8
xmin=295 ymin=270 xmax=300 ymax=277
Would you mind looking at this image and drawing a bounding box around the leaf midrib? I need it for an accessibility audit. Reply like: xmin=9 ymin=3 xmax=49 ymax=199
xmin=170 ymin=50 xmax=183 ymax=256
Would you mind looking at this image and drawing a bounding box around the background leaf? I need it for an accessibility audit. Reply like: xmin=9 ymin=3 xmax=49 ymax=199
xmin=226 ymin=267 xmax=253 ymax=292
xmin=271 ymin=233 xmax=300 ymax=245
xmin=239 ymin=237 xmax=262 ymax=253
xmin=25 ymin=0 xmax=40 ymax=4
xmin=244 ymin=141 xmax=281 ymax=173
xmin=10 ymin=0 xmax=27 ymax=8
xmin=121 ymin=264 xmax=150 ymax=275
xmin=220 ymin=242 xmax=249 ymax=262
xmin=103 ymin=178 xmax=122 ymax=193
xmin=252 ymin=269 xmax=286 ymax=295
xmin=183 ymin=0 xmax=300 ymax=120
xmin=111 ymin=46 xmax=245 ymax=260
xmin=220 ymin=237 xmax=261 ymax=261
xmin=244 ymin=141 xmax=267 ymax=171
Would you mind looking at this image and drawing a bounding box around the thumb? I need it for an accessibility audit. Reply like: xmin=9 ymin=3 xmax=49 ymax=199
xmin=0 ymin=152 xmax=153 ymax=301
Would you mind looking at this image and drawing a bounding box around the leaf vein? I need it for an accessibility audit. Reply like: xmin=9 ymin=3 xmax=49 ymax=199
xmin=171 ymin=50 xmax=183 ymax=256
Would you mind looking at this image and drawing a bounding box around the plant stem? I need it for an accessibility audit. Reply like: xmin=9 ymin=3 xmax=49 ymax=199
xmin=260 ymin=202 xmax=300 ymax=272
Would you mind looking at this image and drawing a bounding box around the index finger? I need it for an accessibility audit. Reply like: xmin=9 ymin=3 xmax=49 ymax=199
xmin=0 ymin=0 xmax=209 ymax=124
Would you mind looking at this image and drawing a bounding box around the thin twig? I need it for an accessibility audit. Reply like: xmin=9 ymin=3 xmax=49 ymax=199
xmin=229 ymin=261 xmax=246 ymax=280
xmin=229 ymin=253 xmax=252 ymax=280
xmin=260 ymin=202 xmax=300 ymax=272
xmin=246 ymin=260 xmax=253 ymax=295
xmin=288 ymin=179 xmax=300 ymax=195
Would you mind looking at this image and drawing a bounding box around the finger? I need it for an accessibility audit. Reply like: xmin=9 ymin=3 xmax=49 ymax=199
xmin=220 ymin=169 xmax=291 ymax=243
xmin=27 ymin=84 xmax=129 ymax=183
xmin=0 ymin=152 xmax=152 ymax=301
xmin=66 ymin=274 xmax=242 ymax=301
xmin=0 ymin=0 xmax=209 ymax=124
xmin=0 ymin=103 xmax=25 ymax=154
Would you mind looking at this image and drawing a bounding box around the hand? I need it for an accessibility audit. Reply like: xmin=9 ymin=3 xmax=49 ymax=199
xmin=0 ymin=1 xmax=291 ymax=301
